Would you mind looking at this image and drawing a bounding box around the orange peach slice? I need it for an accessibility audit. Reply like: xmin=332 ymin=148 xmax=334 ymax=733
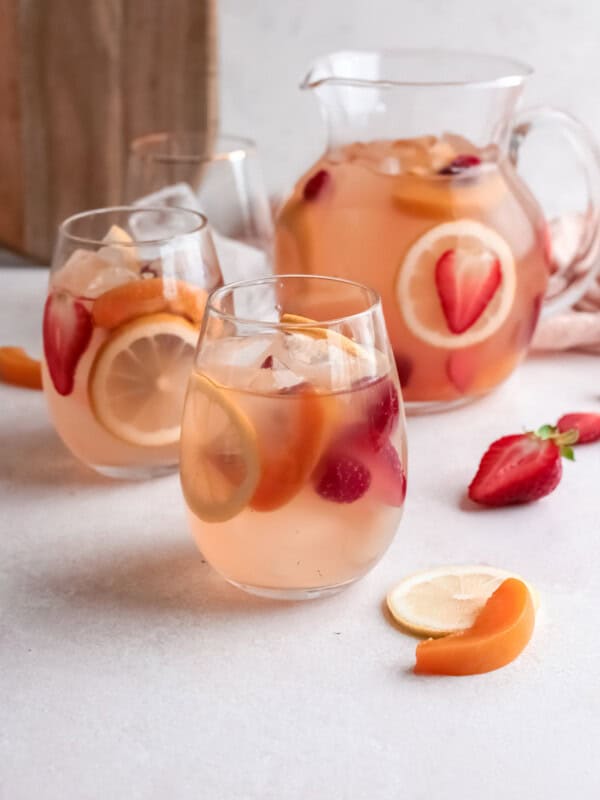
xmin=91 ymin=277 xmax=207 ymax=329
xmin=0 ymin=347 xmax=42 ymax=390
xmin=250 ymin=384 xmax=330 ymax=512
xmin=414 ymin=578 xmax=535 ymax=676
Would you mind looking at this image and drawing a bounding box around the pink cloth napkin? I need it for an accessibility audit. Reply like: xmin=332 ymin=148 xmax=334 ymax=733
xmin=531 ymin=214 xmax=600 ymax=354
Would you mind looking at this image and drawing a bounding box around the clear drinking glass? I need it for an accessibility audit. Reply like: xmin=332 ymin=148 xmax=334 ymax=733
xmin=127 ymin=132 xmax=274 ymax=282
xmin=42 ymin=206 xmax=222 ymax=479
xmin=179 ymin=274 xmax=407 ymax=600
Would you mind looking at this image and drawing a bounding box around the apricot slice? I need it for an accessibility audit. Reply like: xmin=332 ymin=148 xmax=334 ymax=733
xmin=250 ymin=384 xmax=330 ymax=512
xmin=414 ymin=578 xmax=535 ymax=676
xmin=92 ymin=277 xmax=207 ymax=329
xmin=0 ymin=347 xmax=42 ymax=389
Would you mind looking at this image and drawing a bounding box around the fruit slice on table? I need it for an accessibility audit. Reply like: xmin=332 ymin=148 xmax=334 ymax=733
xmin=92 ymin=277 xmax=207 ymax=329
xmin=557 ymin=412 xmax=600 ymax=444
xmin=180 ymin=373 xmax=260 ymax=522
xmin=280 ymin=312 xmax=367 ymax=358
xmin=397 ymin=220 xmax=516 ymax=348
xmin=387 ymin=564 xmax=539 ymax=638
xmin=89 ymin=313 xmax=198 ymax=446
xmin=43 ymin=292 xmax=93 ymax=396
xmin=251 ymin=383 xmax=331 ymax=511
xmin=0 ymin=347 xmax=42 ymax=390
xmin=414 ymin=578 xmax=535 ymax=675
xmin=468 ymin=425 xmax=578 ymax=507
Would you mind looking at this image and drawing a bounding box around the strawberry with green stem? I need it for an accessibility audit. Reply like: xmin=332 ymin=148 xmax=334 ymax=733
xmin=468 ymin=424 xmax=579 ymax=507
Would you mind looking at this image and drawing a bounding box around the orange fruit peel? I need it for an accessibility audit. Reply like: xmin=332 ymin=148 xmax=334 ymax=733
xmin=91 ymin=277 xmax=207 ymax=329
xmin=414 ymin=578 xmax=535 ymax=676
xmin=0 ymin=347 xmax=42 ymax=390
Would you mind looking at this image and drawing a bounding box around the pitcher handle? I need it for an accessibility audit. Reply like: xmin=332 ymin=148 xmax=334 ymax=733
xmin=509 ymin=106 xmax=600 ymax=317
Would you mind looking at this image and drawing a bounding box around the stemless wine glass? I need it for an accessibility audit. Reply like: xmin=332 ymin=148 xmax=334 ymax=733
xmin=127 ymin=132 xmax=274 ymax=281
xmin=179 ymin=275 xmax=407 ymax=599
xmin=42 ymin=206 xmax=222 ymax=479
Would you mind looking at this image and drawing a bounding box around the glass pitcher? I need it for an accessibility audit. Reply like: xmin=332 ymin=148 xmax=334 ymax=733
xmin=275 ymin=50 xmax=600 ymax=412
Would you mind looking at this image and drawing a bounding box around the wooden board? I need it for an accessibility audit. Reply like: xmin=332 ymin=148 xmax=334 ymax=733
xmin=0 ymin=0 xmax=218 ymax=262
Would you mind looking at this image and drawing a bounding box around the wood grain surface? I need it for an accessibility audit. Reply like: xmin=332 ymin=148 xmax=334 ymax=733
xmin=0 ymin=0 xmax=217 ymax=262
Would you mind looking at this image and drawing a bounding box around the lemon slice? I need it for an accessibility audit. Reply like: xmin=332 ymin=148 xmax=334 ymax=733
xmin=386 ymin=565 xmax=539 ymax=637
xmin=280 ymin=312 xmax=367 ymax=358
xmin=397 ymin=220 xmax=516 ymax=349
xmin=180 ymin=373 xmax=260 ymax=522
xmin=89 ymin=312 xmax=198 ymax=446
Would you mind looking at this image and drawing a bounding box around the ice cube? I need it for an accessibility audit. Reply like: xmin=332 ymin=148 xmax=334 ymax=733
xmin=52 ymin=249 xmax=138 ymax=299
xmin=97 ymin=224 xmax=140 ymax=272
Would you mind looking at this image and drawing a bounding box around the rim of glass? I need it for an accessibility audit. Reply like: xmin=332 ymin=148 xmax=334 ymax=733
xmin=129 ymin=132 xmax=256 ymax=164
xmin=302 ymin=48 xmax=533 ymax=90
xmin=206 ymin=274 xmax=382 ymax=328
xmin=60 ymin=205 xmax=208 ymax=247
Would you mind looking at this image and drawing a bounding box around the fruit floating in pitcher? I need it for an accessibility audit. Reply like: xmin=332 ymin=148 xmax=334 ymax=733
xmin=275 ymin=135 xmax=549 ymax=405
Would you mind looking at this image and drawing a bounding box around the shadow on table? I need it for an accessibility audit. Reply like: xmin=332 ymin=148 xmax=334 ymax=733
xmin=33 ymin=540 xmax=305 ymax=620
xmin=0 ymin=424 xmax=112 ymax=488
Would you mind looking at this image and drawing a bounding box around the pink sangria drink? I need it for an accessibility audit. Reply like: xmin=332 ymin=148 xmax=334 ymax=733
xmin=180 ymin=276 xmax=407 ymax=599
xmin=275 ymin=51 xmax=600 ymax=411
xmin=42 ymin=207 xmax=222 ymax=479
xmin=276 ymin=135 xmax=549 ymax=407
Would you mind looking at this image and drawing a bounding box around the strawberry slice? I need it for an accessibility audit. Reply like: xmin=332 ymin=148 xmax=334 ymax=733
xmin=557 ymin=412 xmax=600 ymax=444
xmin=446 ymin=350 xmax=477 ymax=393
xmin=468 ymin=425 xmax=578 ymax=507
xmin=435 ymin=246 xmax=502 ymax=334
xmin=43 ymin=292 xmax=93 ymax=396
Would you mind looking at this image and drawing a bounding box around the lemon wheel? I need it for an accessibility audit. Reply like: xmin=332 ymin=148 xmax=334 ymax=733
xmin=397 ymin=220 xmax=516 ymax=349
xmin=89 ymin=312 xmax=198 ymax=446
xmin=180 ymin=373 xmax=260 ymax=522
xmin=387 ymin=564 xmax=539 ymax=638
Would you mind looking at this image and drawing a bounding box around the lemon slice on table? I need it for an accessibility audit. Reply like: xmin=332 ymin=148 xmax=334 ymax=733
xmin=386 ymin=565 xmax=539 ymax=638
xmin=89 ymin=312 xmax=198 ymax=447
xmin=397 ymin=220 xmax=516 ymax=349
xmin=180 ymin=373 xmax=260 ymax=522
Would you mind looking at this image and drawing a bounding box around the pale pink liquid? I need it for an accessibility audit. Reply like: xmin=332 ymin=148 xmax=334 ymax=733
xmin=276 ymin=136 xmax=550 ymax=405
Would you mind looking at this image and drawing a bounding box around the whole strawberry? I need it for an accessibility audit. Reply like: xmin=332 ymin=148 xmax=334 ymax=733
xmin=557 ymin=412 xmax=600 ymax=444
xmin=468 ymin=425 xmax=578 ymax=507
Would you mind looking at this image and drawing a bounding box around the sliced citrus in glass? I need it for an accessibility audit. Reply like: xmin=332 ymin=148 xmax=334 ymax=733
xmin=397 ymin=220 xmax=516 ymax=348
xmin=249 ymin=382 xmax=331 ymax=512
xmin=92 ymin=277 xmax=207 ymax=329
xmin=89 ymin=312 xmax=198 ymax=446
xmin=180 ymin=374 xmax=260 ymax=522
xmin=386 ymin=564 xmax=539 ymax=638
xmin=280 ymin=312 xmax=368 ymax=358
xmin=414 ymin=577 xmax=535 ymax=675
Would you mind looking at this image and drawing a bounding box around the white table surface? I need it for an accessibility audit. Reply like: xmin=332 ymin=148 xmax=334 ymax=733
xmin=1 ymin=267 xmax=599 ymax=800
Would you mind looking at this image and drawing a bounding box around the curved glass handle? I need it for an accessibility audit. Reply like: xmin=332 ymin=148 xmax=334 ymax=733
xmin=510 ymin=106 xmax=600 ymax=317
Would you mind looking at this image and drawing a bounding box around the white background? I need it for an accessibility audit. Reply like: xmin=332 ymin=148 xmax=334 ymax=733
xmin=219 ymin=0 xmax=600 ymax=213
